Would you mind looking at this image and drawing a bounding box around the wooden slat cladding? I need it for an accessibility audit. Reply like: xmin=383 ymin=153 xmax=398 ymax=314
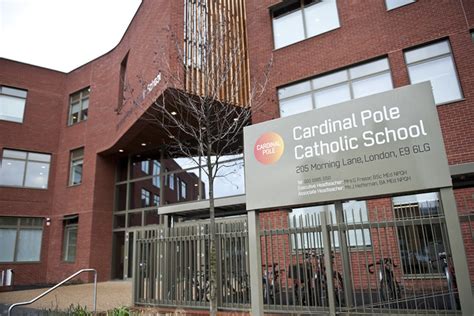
xmin=183 ymin=0 xmax=250 ymax=107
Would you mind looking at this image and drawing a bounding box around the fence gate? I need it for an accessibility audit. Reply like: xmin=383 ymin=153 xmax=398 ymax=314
xmin=259 ymin=199 xmax=472 ymax=315
xmin=134 ymin=217 xmax=250 ymax=310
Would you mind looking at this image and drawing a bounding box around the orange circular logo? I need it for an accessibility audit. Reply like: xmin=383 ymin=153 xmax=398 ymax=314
xmin=254 ymin=132 xmax=285 ymax=165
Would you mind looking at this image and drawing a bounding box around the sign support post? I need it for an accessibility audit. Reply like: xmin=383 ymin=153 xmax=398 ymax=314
xmin=439 ymin=188 xmax=474 ymax=316
xmin=335 ymin=201 xmax=354 ymax=307
xmin=248 ymin=210 xmax=264 ymax=316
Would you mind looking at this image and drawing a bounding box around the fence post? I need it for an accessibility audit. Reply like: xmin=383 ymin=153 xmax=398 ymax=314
xmin=132 ymin=231 xmax=138 ymax=305
xmin=439 ymin=187 xmax=474 ymax=316
xmin=248 ymin=210 xmax=264 ymax=316
xmin=321 ymin=211 xmax=336 ymax=316
xmin=334 ymin=201 xmax=354 ymax=307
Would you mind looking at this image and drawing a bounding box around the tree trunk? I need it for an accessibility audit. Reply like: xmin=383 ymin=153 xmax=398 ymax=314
xmin=208 ymin=159 xmax=218 ymax=315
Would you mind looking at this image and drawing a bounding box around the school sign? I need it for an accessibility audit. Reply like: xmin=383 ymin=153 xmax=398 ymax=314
xmin=244 ymin=82 xmax=452 ymax=210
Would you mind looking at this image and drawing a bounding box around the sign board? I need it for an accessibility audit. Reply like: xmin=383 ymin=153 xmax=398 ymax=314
xmin=244 ymin=82 xmax=452 ymax=210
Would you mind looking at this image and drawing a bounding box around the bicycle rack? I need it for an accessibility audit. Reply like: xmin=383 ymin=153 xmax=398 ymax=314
xmin=7 ymin=268 xmax=97 ymax=316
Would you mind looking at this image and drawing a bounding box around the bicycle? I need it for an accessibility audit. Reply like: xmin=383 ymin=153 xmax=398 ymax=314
xmin=262 ymin=263 xmax=283 ymax=304
xmin=368 ymin=258 xmax=401 ymax=302
xmin=430 ymin=252 xmax=459 ymax=310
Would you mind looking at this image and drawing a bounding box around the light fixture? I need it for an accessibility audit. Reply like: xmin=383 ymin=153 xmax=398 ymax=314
xmin=39 ymin=172 xmax=44 ymax=176
xmin=169 ymin=135 xmax=175 ymax=139
xmin=201 ymin=127 xmax=206 ymax=130
xmin=141 ymin=143 xmax=147 ymax=147
xmin=136 ymin=154 xmax=141 ymax=158
xmin=233 ymin=118 xmax=238 ymax=121
xmin=119 ymin=149 xmax=124 ymax=153
xmin=41 ymin=166 xmax=46 ymax=169
xmin=171 ymin=111 xmax=177 ymax=116
xmin=194 ymin=183 xmax=198 ymax=187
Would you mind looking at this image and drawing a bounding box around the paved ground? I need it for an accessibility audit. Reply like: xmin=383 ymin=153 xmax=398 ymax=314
xmin=0 ymin=280 xmax=132 ymax=313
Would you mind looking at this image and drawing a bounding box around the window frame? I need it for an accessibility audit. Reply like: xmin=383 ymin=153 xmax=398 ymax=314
xmin=404 ymin=39 xmax=463 ymax=105
xmin=0 ymin=85 xmax=28 ymax=123
xmin=0 ymin=149 xmax=52 ymax=189
xmin=69 ymin=147 xmax=84 ymax=186
xmin=385 ymin=0 xmax=416 ymax=11
xmin=0 ymin=216 xmax=44 ymax=263
xmin=271 ymin=0 xmax=341 ymax=50
xmin=278 ymin=57 xmax=393 ymax=117
xmin=62 ymin=215 xmax=78 ymax=263
xmin=68 ymin=87 xmax=90 ymax=126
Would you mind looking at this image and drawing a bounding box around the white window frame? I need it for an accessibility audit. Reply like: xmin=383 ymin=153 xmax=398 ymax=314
xmin=0 ymin=149 xmax=51 ymax=189
xmin=0 ymin=217 xmax=43 ymax=263
xmin=404 ymin=40 xmax=463 ymax=105
xmin=385 ymin=0 xmax=415 ymax=11
xmin=62 ymin=215 xmax=78 ymax=262
xmin=272 ymin=0 xmax=340 ymax=49
xmin=68 ymin=87 xmax=90 ymax=126
xmin=0 ymin=86 xmax=28 ymax=123
xmin=69 ymin=148 xmax=84 ymax=186
xmin=279 ymin=57 xmax=393 ymax=117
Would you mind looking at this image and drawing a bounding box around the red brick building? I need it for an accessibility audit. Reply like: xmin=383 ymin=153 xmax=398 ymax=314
xmin=1 ymin=1 xmax=473 ymax=307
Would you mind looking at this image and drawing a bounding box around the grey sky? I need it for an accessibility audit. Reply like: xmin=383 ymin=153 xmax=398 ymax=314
xmin=0 ymin=0 xmax=142 ymax=72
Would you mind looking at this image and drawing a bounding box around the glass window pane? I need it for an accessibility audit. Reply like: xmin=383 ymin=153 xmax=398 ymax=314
xmin=273 ymin=9 xmax=305 ymax=49
xmin=408 ymin=56 xmax=462 ymax=104
xmin=16 ymin=229 xmax=42 ymax=261
xmin=1 ymin=86 xmax=27 ymax=98
xmin=0 ymin=217 xmax=18 ymax=226
xmin=0 ymin=95 xmax=26 ymax=123
xmin=0 ymin=229 xmax=16 ymax=262
xmin=314 ymin=83 xmax=351 ymax=108
xmin=0 ymin=159 xmax=26 ymax=186
xmin=3 ymin=149 xmax=27 ymax=159
xmin=80 ymin=108 xmax=88 ymax=121
xmin=349 ymin=58 xmax=390 ymax=79
xmin=312 ymin=70 xmax=348 ymax=89
xmin=352 ymin=72 xmax=393 ymax=99
xmin=28 ymin=153 xmax=51 ymax=162
xmin=71 ymin=160 xmax=83 ymax=185
xmin=114 ymin=214 xmax=126 ymax=228
xmin=278 ymin=81 xmax=311 ymax=100
xmin=71 ymin=148 xmax=84 ymax=159
xmin=213 ymin=159 xmax=245 ymax=198
xmin=64 ymin=227 xmax=77 ymax=262
xmin=81 ymin=98 xmax=89 ymax=109
xmin=405 ymin=41 xmax=450 ymax=64
xmin=386 ymin=0 xmax=415 ymax=10
xmin=279 ymin=94 xmax=313 ymax=117
xmin=304 ymin=0 xmax=340 ymax=38
xmin=25 ymin=161 xmax=49 ymax=188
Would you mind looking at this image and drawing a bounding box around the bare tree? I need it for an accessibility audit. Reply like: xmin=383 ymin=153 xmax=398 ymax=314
xmin=126 ymin=1 xmax=272 ymax=313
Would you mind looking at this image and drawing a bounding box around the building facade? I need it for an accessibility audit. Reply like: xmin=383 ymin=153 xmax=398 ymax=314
xmin=1 ymin=0 xmax=474 ymax=311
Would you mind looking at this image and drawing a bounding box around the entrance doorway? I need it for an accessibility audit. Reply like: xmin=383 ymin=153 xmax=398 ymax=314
xmin=112 ymin=230 xmax=135 ymax=279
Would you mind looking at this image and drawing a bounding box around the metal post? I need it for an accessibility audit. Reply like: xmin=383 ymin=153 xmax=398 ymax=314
xmin=131 ymin=232 xmax=138 ymax=306
xmin=248 ymin=210 xmax=263 ymax=316
xmin=439 ymin=188 xmax=474 ymax=316
xmin=321 ymin=211 xmax=336 ymax=316
xmin=334 ymin=201 xmax=354 ymax=307
xmin=93 ymin=271 xmax=97 ymax=314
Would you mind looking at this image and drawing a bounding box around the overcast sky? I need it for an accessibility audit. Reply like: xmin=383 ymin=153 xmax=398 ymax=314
xmin=0 ymin=0 xmax=142 ymax=72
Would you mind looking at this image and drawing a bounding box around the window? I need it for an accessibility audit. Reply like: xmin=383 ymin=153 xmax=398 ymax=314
xmin=141 ymin=160 xmax=149 ymax=174
xmin=279 ymin=58 xmax=393 ymax=117
xmin=0 ymin=86 xmax=27 ymax=123
xmin=176 ymin=177 xmax=180 ymax=200
xmin=0 ymin=217 xmax=43 ymax=262
xmin=141 ymin=189 xmax=151 ymax=207
xmin=62 ymin=215 xmax=78 ymax=262
xmin=405 ymin=40 xmax=462 ymax=104
xmin=272 ymin=0 xmax=340 ymax=49
xmin=471 ymin=31 xmax=474 ymax=43
xmin=164 ymin=168 xmax=169 ymax=186
xmin=68 ymin=87 xmax=89 ymax=125
xmin=153 ymin=194 xmax=160 ymax=206
xmin=385 ymin=0 xmax=415 ymax=10
xmin=0 ymin=149 xmax=51 ymax=189
xmin=290 ymin=201 xmax=371 ymax=249
xmin=181 ymin=180 xmax=187 ymax=199
xmin=152 ymin=160 xmax=160 ymax=188
xmin=169 ymin=173 xmax=175 ymax=190
xmin=69 ymin=148 xmax=84 ymax=186
xmin=393 ymin=193 xmax=446 ymax=275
